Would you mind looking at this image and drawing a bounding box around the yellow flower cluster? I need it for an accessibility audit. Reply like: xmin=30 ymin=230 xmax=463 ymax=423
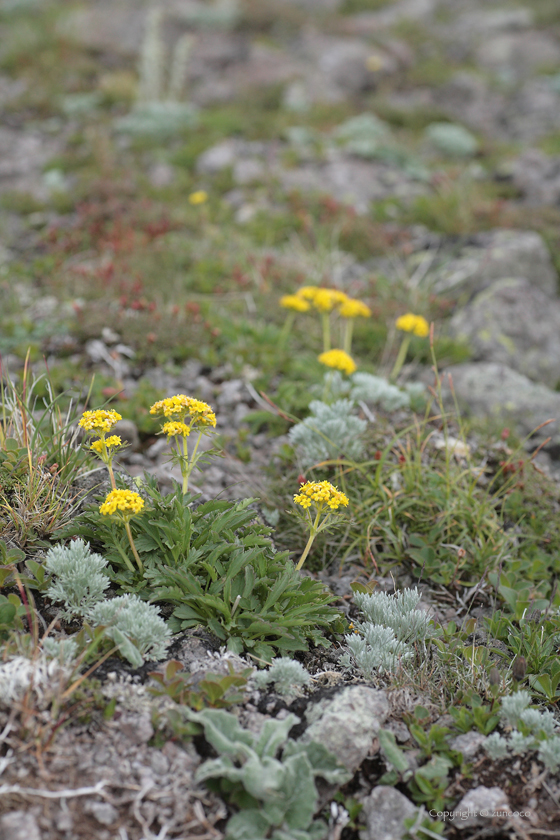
xmin=294 ymin=481 xmax=349 ymax=511
xmin=339 ymin=299 xmax=371 ymax=319
xmin=150 ymin=395 xmax=216 ymax=427
xmin=280 ymin=295 xmax=311 ymax=313
xmin=312 ymin=288 xmax=348 ymax=313
xmin=318 ymin=349 xmax=357 ymax=375
xmin=162 ymin=421 xmax=191 ymax=438
xmin=396 ymin=313 xmax=430 ymax=338
xmin=90 ymin=435 xmax=122 ymax=453
xmin=287 ymin=286 xmax=371 ymax=318
xmin=99 ymin=489 xmax=145 ymax=517
xmin=189 ymin=190 xmax=208 ymax=205
xmin=79 ymin=409 xmax=122 ymax=434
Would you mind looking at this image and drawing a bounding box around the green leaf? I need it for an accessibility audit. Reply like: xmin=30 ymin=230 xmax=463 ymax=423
xmin=378 ymin=729 xmax=410 ymax=774
xmin=0 ymin=603 xmax=17 ymax=625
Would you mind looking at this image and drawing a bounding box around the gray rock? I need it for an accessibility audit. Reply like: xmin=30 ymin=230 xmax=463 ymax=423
xmin=430 ymin=229 xmax=557 ymax=300
xmin=449 ymin=278 xmax=560 ymax=387
xmin=476 ymin=31 xmax=560 ymax=79
xmin=83 ymin=800 xmax=119 ymax=826
xmin=301 ymin=685 xmax=389 ymax=773
xmin=197 ymin=140 xmax=239 ymax=173
xmin=0 ymin=812 xmax=41 ymax=840
xmin=508 ymin=148 xmax=560 ymax=206
xmin=442 ymin=362 xmax=560 ymax=448
xmin=120 ymin=713 xmax=154 ymax=745
xmin=359 ymin=786 xmax=418 ymax=840
xmin=277 ymin=151 xmax=426 ymax=215
xmin=233 ymin=158 xmax=266 ymax=185
xmin=455 ymin=7 xmax=534 ymax=36
xmin=449 ymin=731 xmax=486 ymax=759
xmin=114 ymin=419 xmax=140 ymax=451
xmin=304 ymin=33 xmax=397 ymax=95
xmin=276 ymin=0 xmax=343 ymax=9
xmin=454 ymin=785 xmax=510 ymax=827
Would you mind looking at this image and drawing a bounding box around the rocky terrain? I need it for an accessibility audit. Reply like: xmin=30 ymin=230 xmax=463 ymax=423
xmin=1 ymin=0 xmax=560 ymax=838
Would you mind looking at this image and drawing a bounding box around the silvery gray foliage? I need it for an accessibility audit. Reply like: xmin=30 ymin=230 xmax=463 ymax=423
xmin=538 ymin=737 xmax=560 ymax=772
xmin=344 ymin=588 xmax=437 ymax=680
xmin=0 ymin=655 xmax=74 ymax=707
xmin=344 ymin=626 xmax=412 ymax=679
xmin=483 ymin=690 xmax=560 ymax=770
xmin=483 ymin=732 xmax=508 ymax=761
xmin=253 ymin=657 xmax=311 ymax=699
xmin=88 ymin=594 xmax=171 ymax=667
xmin=45 ymin=539 xmax=110 ymax=618
xmin=353 ymin=588 xmax=433 ymax=644
xmin=41 ymin=637 xmax=79 ymax=664
xmin=500 ymin=691 xmax=531 ymax=727
xmin=350 ymin=373 xmax=411 ymax=411
xmin=288 ymin=399 xmax=366 ymax=467
xmin=314 ymin=371 xmax=424 ymax=413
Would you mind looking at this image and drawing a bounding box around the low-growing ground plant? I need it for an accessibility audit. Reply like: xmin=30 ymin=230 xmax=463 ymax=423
xmin=63 ymin=473 xmax=343 ymax=662
xmin=185 ymin=708 xmax=350 ymax=840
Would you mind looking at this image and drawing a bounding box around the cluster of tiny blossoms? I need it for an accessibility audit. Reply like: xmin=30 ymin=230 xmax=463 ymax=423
xmin=150 ymin=395 xmax=216 ymax=427
xmin=150 ymin=394 xmax=217 ymax=494
xmin=79 ymin=409 xmax=124 ymax=487
xmin=318 ymin=349 xmax=357 ymax=376
xmin=100 ymin=489 xmax=145 ymax=518
xmin=294 ymin=480 xmax=349 ymax=511
xmin=78 ymin=409 xmax=122 ymax=435
xmin=280 ymin=285 xmax=371 ymax=367
xmin=293 ymin=480 xmax=349 ymax=570
xmin=90 ymin=435 xmax=122 ymax=454
xmin=396 ymin=313 xmax=430 ymax=338
xmin=281 ymin=286 xmax=371 ymax=319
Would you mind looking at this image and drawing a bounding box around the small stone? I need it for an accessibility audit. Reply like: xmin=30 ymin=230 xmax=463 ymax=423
xmin=54 ymin=809 xmax=74 ymax=831
xmin=114 ymin=419 xmax=140 ymax=451
xmin=301 ymin=685 xmax=389 ymax=773
xmin=449 ymin=731 xmax=486 ymax=759
xmin=454 ymin=785 xmax=510 ymax=827
xmin=0 ymin=811 xmax=41 ymax=840
xmin=120 ymin=713 xmax=154 ymax=745
xmin=84 ymin=800 xmax=119 ymax=827
xmin=359 ymin=786 xmax=418 ymax=840
xmin=197 ymin=140 xmax=238 ymax=174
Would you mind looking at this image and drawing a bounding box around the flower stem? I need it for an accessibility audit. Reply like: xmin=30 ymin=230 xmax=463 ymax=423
xmin=296 ymin=509 xmax=322 ymax=571
xmin=344 ymin=319 xmax=354 ymax=355
xmin=181 ymin=433 xmax=190 ymax=494
xmin=279 ymin=312 xmax=295 ymax=349
xmin=321 ymin=312 xmax=331 ymax=353
xmin=184 ymin=430 xmax=202 ymax=494
xmin=107 ymin=461 xmax=117 ymax=491
xmin=124 ymin=522 xmax=143 ymax=572
xmin=390 ymin=335 xmax=411 ymax=383
xmin=296 ymin=532 xmax=316 ymax=571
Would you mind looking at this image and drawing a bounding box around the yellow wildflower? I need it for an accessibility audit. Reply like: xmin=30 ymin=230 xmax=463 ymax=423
xmin=150 ymin=394 xmax=216 ymax=426
xmin=395 ymin=313 xmax=430 ymax=338
xmin=188 ymin=190 xmax=208 ymax=205
xmin=79 ymin=409 xmax=122 ymax=434
xmin=162 ymin=421 xmax=191 ymax=438
xmin=90 ymin=435 xmax=122 ymax=453
xmin=293 ymin=480 xmax=349 ymax=570
xmin=280 ymin=295 xmax=310 ymax=313
xmin=296 ymin=285 xmax=320 ymax=301
xmin=99 ymin=489 xmax=144 ymax=517
xmin=339 ymin=298 xmax=371 ymax=319
xmin=312 ymin=288 xmax=348 ymax=313
xmin=294 ymin=480 xmax=349 ymax=511
xmin=318 ymin=349 xmax=357 ymax=375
